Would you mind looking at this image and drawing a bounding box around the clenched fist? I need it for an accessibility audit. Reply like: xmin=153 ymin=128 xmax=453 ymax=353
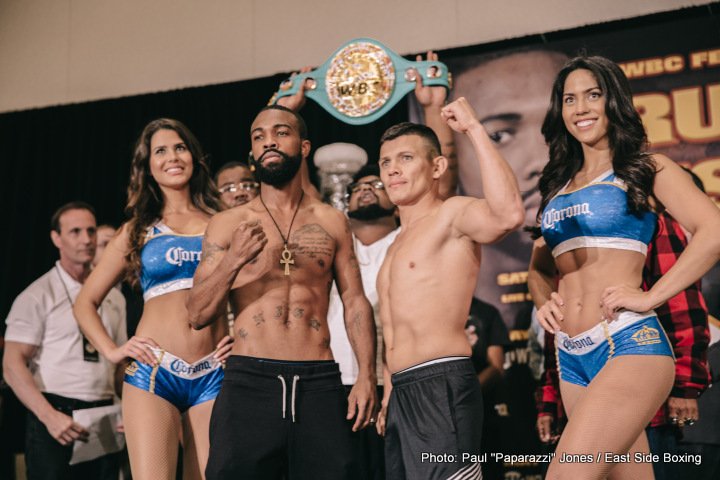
xmin=229 ymin=220 xmax=267 ymax=266
xmin=441 ymin=97 xmax=481 ymax=134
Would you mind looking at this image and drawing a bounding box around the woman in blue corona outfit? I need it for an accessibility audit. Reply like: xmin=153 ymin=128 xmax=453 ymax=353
xmin=528 ymin=56 xmax=720 ymax=480
xmin=74 ymin=119 xmax=231 ymax=480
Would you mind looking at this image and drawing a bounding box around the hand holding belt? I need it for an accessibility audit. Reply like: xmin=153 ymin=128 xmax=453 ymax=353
xmin=270 ymin=38 xmax=451 ymax=125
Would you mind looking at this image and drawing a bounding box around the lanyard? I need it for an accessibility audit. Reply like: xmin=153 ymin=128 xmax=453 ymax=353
xmin=54 ymin=265 xmax=101 ymax=362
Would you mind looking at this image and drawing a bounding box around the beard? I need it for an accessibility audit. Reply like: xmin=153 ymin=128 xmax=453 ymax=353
xmin=254 ymin=149 xmax=303 ymax=187
xmin=348 ymin=202 xmax=396 ymax=221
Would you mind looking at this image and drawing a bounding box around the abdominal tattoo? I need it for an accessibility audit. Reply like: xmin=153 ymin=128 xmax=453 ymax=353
xmin=274 ymin=303 xmax=287 ymax=319
xmin=310 ymin=318 xmax=321 ymax=331
xmin=273 ymin=302 xmax=291 ymax=328
xmin=293 ymin=308 xmax=304 ymax=319
xmin=238 ymin=328 xmax=249 ymax=339
xmin=253 ymin=312 xmax=265 ymax=326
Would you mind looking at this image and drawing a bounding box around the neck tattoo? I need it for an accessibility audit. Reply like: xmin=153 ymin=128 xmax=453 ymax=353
xmin=259 ymin=191 xmax=305 ymax=275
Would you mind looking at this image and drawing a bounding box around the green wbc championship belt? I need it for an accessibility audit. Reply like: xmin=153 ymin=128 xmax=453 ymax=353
xmin=271 ymin=38 xmax=451 ymax=125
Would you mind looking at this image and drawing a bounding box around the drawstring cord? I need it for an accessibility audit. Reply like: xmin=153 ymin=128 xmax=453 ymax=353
xmin=277 ymin=375 xmax=287 ymax=419
xmin=277 ymin=374 xmax=301 ymax=423
xmin=291 ymin=375 xmax=299 ymax=423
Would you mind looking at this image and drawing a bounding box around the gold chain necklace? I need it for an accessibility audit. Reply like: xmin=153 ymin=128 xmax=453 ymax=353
xmin=259 ymin=191 xmax=305 ymax=275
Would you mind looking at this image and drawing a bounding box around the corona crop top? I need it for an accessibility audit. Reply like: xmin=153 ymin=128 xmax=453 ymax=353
xmin=540 ymin=170 xmax=657 ymax=258
xmin=140 ymin=223 xmax=203 ymax=301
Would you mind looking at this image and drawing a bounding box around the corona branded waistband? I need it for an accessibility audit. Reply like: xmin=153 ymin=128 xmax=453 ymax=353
xmin=271 ymin=38 xmax=450 ymax=125
xmin=556 ymin=310 xmax=659 ymax=355
xmin=139 ymin=346 xmax=223 ymax=381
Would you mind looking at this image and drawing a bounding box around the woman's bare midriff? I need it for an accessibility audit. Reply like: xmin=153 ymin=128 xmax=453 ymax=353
xmin=135 ymin=289 xmax=226 ymax=362
xmin=554 ymin=248 xmax=646 ymax=336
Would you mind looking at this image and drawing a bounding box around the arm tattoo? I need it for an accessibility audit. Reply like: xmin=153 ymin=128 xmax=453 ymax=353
xmin=352 ymin=311 xmax=362 ymax=329
xmin=201 ymin=240 xmax=227 ymax=266
xmin=345 ymin=311 xmax=363 ymax=351
xmin=348 ymin=252 xmax=360 ymax=272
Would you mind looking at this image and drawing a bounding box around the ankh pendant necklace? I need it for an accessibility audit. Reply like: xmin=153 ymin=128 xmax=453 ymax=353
xmin=259 ymin=191 xmax=304 ymax=275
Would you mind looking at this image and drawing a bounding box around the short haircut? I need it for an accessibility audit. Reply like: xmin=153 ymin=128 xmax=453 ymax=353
xmin=258 ymin=104 xmax=308 ymax=139
xmin=51 ymin=201 xmax=96 ymax=233
xmin=352 ymin=163 xmax=380 ymax=183
xmin=215 ymin=161 xmax=252 ymax=183
xmin=380 ymin=122 xmax=441 ymax=160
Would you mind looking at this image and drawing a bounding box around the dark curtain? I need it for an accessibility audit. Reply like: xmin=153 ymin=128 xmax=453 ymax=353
xmin=2 ymin=3 xmax=717 ymax=320
xmin=0 ymin=72 xmax=408 ymax=319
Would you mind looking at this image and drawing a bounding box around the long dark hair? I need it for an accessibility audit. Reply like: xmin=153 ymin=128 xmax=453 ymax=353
xmin=125 ymin=118 xmax=220 ymax=286
xmin=537 ymin=56 xmax=655 ymax=224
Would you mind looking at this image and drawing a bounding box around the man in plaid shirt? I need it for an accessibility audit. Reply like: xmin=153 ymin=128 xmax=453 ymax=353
xmin=536 ymin=211 xmax=711 ymax=478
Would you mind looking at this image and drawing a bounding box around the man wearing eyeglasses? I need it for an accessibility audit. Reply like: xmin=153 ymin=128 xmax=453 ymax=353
xmin=215 ymin=162 xmax=259 ymax=210
xmin=327 ymin=163 xmax=398 ymax=479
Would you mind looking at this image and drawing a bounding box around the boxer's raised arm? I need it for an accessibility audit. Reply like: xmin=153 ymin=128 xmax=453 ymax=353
xmin=442 ymin=97 xmax=524 ymax=243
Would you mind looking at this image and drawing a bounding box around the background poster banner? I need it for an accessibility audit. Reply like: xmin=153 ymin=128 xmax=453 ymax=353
xmin=408 ymin=9 xmax=719 ymax=478
xmin=427 ymin=10 xmax=720 ymax=333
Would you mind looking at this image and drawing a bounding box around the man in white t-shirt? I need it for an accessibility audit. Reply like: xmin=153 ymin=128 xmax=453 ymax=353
xmin=3 ymin=201 xmax=126 ymax=480
xmin=327 ymin=164 xmax=398 ymax=479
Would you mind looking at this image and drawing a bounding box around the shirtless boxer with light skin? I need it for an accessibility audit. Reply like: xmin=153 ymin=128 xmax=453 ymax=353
xmin=187 ymin=105 xmax=376 ymax=480
xmin=375 ymin=97 xmax=524 ymax=480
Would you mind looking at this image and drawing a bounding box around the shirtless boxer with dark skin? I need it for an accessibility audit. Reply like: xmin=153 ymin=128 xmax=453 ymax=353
xmin=187 ymin=105 xmax=376 ymax=480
